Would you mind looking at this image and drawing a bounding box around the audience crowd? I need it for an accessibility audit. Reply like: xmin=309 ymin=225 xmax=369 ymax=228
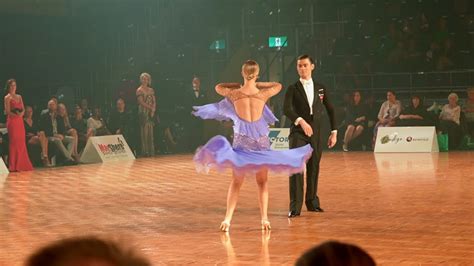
xmin=338 ymin=87 xmax=474 ymax=151
xmin=1 ymin=73 xmax=474 ymax=172
xmin=0 ymin=74 xmax=206 ymax=171
xmin=327 ymin=1 xmax=474 ymax=74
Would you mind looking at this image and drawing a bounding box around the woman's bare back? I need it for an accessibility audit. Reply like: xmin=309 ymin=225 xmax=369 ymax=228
xmin=215 ymin=82 xmax=282 ymax=122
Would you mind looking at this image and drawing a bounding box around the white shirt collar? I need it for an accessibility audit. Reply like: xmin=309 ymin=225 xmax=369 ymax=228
xmin=299 ymin=78 xmax=313 ymax=85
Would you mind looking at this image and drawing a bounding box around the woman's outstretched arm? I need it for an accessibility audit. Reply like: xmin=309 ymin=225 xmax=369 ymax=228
xmin=215 ymin=83 xmax=241 ymax=96
xmin=256 ymin=82 xmax=282 ymax=97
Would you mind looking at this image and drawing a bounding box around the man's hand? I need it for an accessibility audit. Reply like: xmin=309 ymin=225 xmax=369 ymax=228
xmin=299 ymin=120 xmax=313 ymax=137
xmin=327 ymin=132 xmax=337 ymax=148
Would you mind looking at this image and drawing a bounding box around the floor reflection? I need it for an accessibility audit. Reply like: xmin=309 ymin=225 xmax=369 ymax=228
xmin=0 ymin=174 xmax=7 ymax=189
xmin=374 ymin=153 xmax=438 ymax=184
xmin=220 ymin=230 xmax=271 ymax=265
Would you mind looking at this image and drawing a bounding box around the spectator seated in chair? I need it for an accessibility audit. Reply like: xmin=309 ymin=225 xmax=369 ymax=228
xmin=71 ymin=104 xmax=93 ymax=153
xmin=463 ymin=87 xmax=474 ymax=138
xmin=23 ymin=106 xmax=52 ymax=167
xmin=108 ymin=98 xmax=136 ymax=153
xmin=342 ymin=90 xmax=368 ymax=151
xmin=396 ymin=95 xmax=434 ymax=127
xmin=38 ymin=100 xmax=77 ymax=165
xmin=58 ymin=103 xmax=80 ymax=162
xmin=439 ymin=92 xmax=463 ymax=150
xmin=87 ymin=106 xmax=111 ymax=137
xmin=372 ymin=90 xmax=402 ymax=149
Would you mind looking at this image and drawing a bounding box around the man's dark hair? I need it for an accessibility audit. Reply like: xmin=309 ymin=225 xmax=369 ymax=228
xmin=297 ymin=54 xmax=315 ymax=64
xmin=26 ymin=236 xmax=151 ymax=266
xmin=295 ymin=241 xmax=376 ymax=266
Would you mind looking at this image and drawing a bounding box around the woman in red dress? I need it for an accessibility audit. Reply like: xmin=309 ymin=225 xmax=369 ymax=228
xmin=4 ymin=79 xmax=33 ymax=171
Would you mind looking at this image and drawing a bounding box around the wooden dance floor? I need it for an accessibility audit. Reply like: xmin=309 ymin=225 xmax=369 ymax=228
xmin=0 ymin=152 xmax=473 ymax=265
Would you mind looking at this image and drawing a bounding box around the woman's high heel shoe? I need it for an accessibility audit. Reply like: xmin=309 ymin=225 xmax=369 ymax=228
xmin=261 ymin=220 xmax=271 ymax=231
xmin=41 ymin=154 xmax=51 ymax=167
xmin=220 ymin=221 xmax=230 ymax=232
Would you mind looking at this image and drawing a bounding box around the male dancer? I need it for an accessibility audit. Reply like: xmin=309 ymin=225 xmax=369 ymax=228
xmin=284 ymin=55 xmax=337 ymax=217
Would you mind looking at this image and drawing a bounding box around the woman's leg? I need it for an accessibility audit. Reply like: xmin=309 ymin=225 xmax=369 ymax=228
xmin=87 ymin=128 xmax=94 ymax=139
xmin=353 ymin=125 xmax=365 ymax=140
xmin=343 ymin=125 xmax=355 ymax=149
xmin=38 ymin=132 xmax=50 ymax=165
xmin=221 ymin=171 xmax=245 ymax=231
xmin=37 ymin=132 xmax=48 ymax=158
xmin=68 ymin=129 xmax=79 ymax=158
xmin=256 ymin=168 xmax=270 ymax=230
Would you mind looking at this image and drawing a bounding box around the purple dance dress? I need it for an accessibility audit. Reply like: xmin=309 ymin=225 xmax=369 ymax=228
xmin=192 ymin=98 xmax=313 ymax=175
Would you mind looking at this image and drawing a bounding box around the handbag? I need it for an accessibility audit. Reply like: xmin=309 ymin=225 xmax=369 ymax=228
xmin=437 ymin=133 xmax=449 ymax=152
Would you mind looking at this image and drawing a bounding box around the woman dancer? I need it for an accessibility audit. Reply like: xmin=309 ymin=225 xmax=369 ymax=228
xmin=193 ymin=60 xmax=312 ymax=232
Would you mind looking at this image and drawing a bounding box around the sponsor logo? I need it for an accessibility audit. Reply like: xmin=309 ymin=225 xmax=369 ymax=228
xmin=269 ymin=130 xmax=288 ymax=145
xmin=380 ymin=133 xmax=402 ymax=144
xmin=97 ymin=137 xmax=127 ymax=156
xmin=406 ymin=136 xmax=429 ymax=142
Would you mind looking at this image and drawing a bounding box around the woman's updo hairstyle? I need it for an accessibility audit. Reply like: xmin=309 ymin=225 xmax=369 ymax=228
xmin=242 ymin=60 xmax=259 ymax=80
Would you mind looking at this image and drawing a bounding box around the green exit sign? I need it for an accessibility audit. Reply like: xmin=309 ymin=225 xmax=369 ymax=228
xmin=269 ymin=36 xmax=288 ymax=48
xmin=210 ymin=40 xmax=226 ymax=50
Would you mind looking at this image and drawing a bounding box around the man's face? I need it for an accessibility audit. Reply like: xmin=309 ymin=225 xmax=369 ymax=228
xmin=192 ymin=78 xmax=200 ymax=88
xmin=48 ymin=100 xmax=57 ymax=112
xmin=297 ymin=58 xmax=315 ymax=79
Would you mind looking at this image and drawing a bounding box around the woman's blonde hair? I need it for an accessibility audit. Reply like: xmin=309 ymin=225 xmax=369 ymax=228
xmin=140 ymin=73 xmax=152 ymax=86
xmin=242 ymin=60 xmax=259 ymax=80
xmin=58 ymin=103 xmax=71 ymax=128
xmin=448 ymin=92 xmax=458 ymax=102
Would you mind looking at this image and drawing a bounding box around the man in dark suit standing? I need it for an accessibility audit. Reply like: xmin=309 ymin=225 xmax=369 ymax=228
xmin=187 ymin=76 xmax=207 ymax=150
xmin=284 ymin=55 xmax=337 ymax=218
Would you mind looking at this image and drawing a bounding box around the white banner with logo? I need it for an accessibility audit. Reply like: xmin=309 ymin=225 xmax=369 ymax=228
xmin=374 ymin=126 xmax=439 ymax=153
xmin=80 ymin=135 xmax=135 ymax=164
xmin=0 ymin=158 xmax=9 ymax=174
xmin=269 ymin=128 xmax=290 ymax=150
